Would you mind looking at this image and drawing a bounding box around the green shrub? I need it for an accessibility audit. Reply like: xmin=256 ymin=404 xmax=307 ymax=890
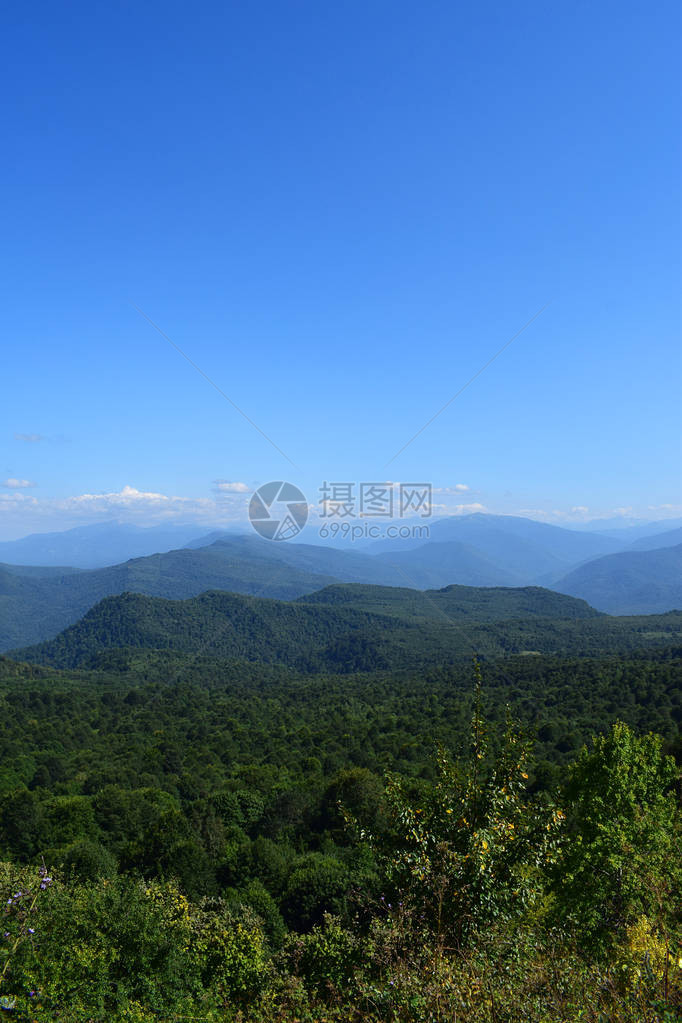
xmin=553 ymin=722 xmax=681 ymax=954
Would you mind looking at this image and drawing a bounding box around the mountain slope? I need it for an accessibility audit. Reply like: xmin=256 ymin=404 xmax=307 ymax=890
xmin=425 ymin=514 xmax=623 ymax=572
xmin=373 ymin=540 xmax=523 ymax=587
xmin=368 ymin=513 xmax=624 ymax=582
xmin=571 ymin=516 xmax=682 ymax=541
xmin=13 ymin=586 xmax=681 ymax=673
xmin=0 ymin=521 xmax=214 ymax=569
xmin=1 ymin=516 xmax=679 ymax=652
xmin=628 ymin=527 xmax=682 ymax=552
xmin=0 ymin=566 xmax=82 ymax=652
xmin=197 ymin=536 xmax=405 ymax=586
xmin=0 ymin=542 xmax=341 ymax=651
xmin=554 ymin=544 xmax=682 ymax=614
xmin=300 ymin=582 xmax=600 ymax=622
xmin=12 ymin=590 xmax=448 ymax=671
xmin=0 ymin=533 xmax=432 ymax=652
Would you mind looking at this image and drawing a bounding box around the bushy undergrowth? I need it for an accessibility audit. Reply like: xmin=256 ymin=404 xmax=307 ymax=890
xmin=1 ymin=677 xmax=679 ymax=1022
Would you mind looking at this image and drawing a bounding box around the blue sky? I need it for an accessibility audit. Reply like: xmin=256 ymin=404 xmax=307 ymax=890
xmin=1 ymin=0 xmax=680 ymax=539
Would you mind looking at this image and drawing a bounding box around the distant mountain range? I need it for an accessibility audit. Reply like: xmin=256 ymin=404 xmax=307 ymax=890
xmin=628 ymin=527 xmax=682 ymax=551
xmin=370 ymin=514 xmax=623 ymax=583
xmin=566 ymin=516 xmax=682 ymax=540
xmin=554 ymin=544 xmax=682 ymax=615
xmin=0 ymin=521 xmax=214 ymax=568
xmin=1 ymin=512 xmax=680 ymax=569
xmin=0 ymin=513 xmax=680 ymax=651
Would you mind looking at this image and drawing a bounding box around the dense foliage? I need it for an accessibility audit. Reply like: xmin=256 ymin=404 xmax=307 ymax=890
xmin=0 ymin=638 xmax=680 ymax=1019
xmin=12 ymin=585 xmax=682 ymax=671
xmin=0 ymin=540 xmax=342 ymax=652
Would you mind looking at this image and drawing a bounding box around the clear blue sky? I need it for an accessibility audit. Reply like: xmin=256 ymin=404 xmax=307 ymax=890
xmin=1 ymin=0 xmax=680 ymax=538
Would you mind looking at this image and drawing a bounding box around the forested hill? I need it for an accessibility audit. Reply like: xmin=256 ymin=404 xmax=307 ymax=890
xmin=13 ymin=585 xmax=682 ymax=673
xmin=0 ymin=535 xmax=422 ymax=652
xmin=0 ymin=543 xmax=341 ymax=652
xmin=299 ymin=582 xmax=601 ymax=621
xmin=3 ymin=525 xmax=682 ymax=652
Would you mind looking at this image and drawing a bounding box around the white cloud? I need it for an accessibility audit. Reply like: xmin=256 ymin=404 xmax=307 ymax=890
xmin=437 ymin=502 xmax=488 ymax=516
xmin=68 ymin=485 xmax=169 ymax=506
xmin=0 ymin=485 xmax=251 ymax=539
xmin=647 ymin=503 xmax=682 ymax=516
xmin=213 ymin=481 xmax=250 ymax=493
xmin=520 ymin=507 xmax=591 ymax=523
xmin=515 ymin=505 xmax=669 ymax=525
xmin=14 ymin=433 xmax=45 ymax=443
xmin=433 ymin=484 xmax=470 ymax=494
xmin=518 ymin=508 xmax=550 ymax=518
xmin=2 ymin=478 xmax=36 ymax=489
xmin=516 ymin=508 xmax=583 ymax=522
xmin=0 ymin=492 xmax=39 ymax=509
xmin=59 ymin=485 xmax=219 ymax=517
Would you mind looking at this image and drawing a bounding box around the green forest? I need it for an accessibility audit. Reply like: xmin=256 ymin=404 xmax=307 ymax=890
xmin=0 ymin=588 xmax=680 ymax=1022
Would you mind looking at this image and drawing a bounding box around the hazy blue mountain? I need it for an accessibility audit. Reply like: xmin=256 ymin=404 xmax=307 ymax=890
xmin=373 ymin=540 xmax=522 ymax=588
xmin=628 ymin=527 xmax=682 ymax=551
xmin=194 ymin=535 xmax=405 ymax=586
xmin=0 ymin=521 xmax=214 ymax=568
xmin=0 ymin=566 xmax=78 ymax=653
xmin=183 ymin=530 xmax=239 ymax=549
xmin=367 ymin=514 xmax=622 ymax=585
xmin=0 ymin=563 xmax=82 ymax=578
xmin=554 ymin=544 xmax=682 ymax=614
xmin=570 ymin=517 xmax=682 ymax=540
xmin=428 ymin=513 xmax=621 ymax=562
